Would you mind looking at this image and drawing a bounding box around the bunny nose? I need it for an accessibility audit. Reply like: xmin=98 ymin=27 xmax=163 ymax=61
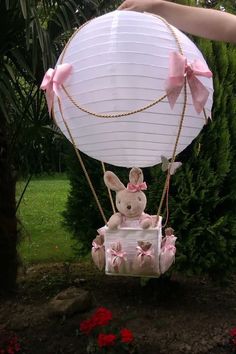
xmin=127 ymin=205 xmax=131 ymax=210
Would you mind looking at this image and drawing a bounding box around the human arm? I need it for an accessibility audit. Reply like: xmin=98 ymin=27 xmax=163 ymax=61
xmin=118 ymin=0 xmax=236 ymax=44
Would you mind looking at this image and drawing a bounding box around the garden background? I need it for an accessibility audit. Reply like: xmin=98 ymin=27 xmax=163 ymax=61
xmin=0 ymin=0 xmax=236 ymax=353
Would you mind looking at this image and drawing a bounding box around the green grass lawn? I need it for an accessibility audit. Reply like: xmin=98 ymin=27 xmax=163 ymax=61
xmin=17 ymin=175 xmax=77 ymax=264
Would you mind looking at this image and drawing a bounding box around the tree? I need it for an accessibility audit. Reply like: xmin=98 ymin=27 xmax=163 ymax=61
xmin=198 ymin=0 xmax=236 ymax=12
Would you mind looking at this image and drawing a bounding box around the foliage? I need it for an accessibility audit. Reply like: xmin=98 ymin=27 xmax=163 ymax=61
xmin=198 ymin=0 xmax=236 ymax=12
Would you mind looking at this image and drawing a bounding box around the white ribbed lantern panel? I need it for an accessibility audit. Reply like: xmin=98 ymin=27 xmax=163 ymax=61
xmin=53 ymin=10 xmax=213 ymax=168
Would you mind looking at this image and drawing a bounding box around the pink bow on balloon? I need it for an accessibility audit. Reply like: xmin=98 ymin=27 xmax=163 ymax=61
xmin=127 ymin=182 xmax=147 ymax=192
xmin=166 ymin=52 xmax=212 ymax=114
xmin=40 ymin=63 xmax=72 ymax=114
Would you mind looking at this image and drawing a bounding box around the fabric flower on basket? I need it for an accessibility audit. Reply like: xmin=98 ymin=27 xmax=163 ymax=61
xmin=107 ymin=242 xmax=127 ymax=274
xmin=91 ymin=235 xmax=105 ymax=271
xmin=160 ymin=227 xmax=177 ymax=273
xmin=132 ymin=241 xmax=156 ymax=275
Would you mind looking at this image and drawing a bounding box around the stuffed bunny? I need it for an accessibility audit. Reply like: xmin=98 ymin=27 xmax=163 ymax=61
xmin=104 ymin=167 xmax=155 ymax=230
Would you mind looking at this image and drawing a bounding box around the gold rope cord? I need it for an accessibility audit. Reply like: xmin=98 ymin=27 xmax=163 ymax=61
xmin=56 ymin=98 xmax=107 ymax=225
xmin=101 ymin=162 xmax=116 ymax=214
xmin=61 ymin=87 xmax=167 ymax=119
xmin=54 ymin=12 xmax=209 ymax=221
xmin=156 ymin=81 xmax=188 ymax=221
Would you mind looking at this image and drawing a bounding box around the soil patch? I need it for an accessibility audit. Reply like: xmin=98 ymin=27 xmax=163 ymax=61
xmin=0 ymin=262 xmax=236 ymax=354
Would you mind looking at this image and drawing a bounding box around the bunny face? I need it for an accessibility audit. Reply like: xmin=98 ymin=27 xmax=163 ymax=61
xmin=116 ymin=189 xmax=147 ymax=218
xmin=104 ymin=167 xmax=148 ymax=219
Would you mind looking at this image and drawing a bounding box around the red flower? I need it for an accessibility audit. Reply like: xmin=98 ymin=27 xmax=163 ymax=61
xmin=97 ymin=333 xmax=116 ymax=348
xmin=230 ymin=328 xmax=236 ymax=337
xmin=92 ymin=307 xmax=112 ymax=326
xmin=80 ymin=319 xmax=96 ymax=335
xmin=80 ymin=307 xmax=112 ymax=334
xmin=120 ymin=328 xmax=134 ymax=344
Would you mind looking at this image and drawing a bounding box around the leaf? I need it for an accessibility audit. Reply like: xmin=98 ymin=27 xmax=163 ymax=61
xmin=20 ymin=0 xmax=28 ymax=19
xmin=10 ymin=48 xmax=34 ymax=78
xmin=4 ymin=63 xmax=16 ymax=82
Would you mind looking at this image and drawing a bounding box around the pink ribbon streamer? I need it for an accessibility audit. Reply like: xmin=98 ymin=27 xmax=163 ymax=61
xmin=166 ymin=52 xmax=212 ymax=114
xmin=40 ymin=63 xmax=72 ymax=114
xmin=127 ymin=182 xmax=147 ymax=192
xmin=136 ymin=246 xmax=154 ymax=266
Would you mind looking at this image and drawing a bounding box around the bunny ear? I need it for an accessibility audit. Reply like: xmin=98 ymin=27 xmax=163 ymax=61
xmin=129 ymin=167 xmax=143 ymax=184
xmin=104 ymin=171 xmax=125 ymax=191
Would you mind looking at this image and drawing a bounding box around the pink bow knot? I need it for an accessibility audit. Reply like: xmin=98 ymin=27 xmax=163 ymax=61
xmin=136 ymin=246 xmax=154 ymax=265
xmin=127 ymin=182 xmax=147 ymax=192
xmin=92 ymin=241 xmax=104 ymax=251
xmin=40 ymin=63 xmax=72 ymax=114
xmin=110 ymin=249 xmax=127 ymax=264
xmin=166 ymin=52 xmax=212 ymax=114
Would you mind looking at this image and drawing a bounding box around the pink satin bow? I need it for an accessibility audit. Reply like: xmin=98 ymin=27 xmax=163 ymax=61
xmin=127 ymin=182 xmax=147 ymax=192
xmin=136 ymin=246 xmax=154 ymax=265
xmin=40 ymin=63 xmax=72 ymax=114
xmin=166 ymin=52 xmax=212 ymax=114
xmin=92 ymin=241 xmax=104 ymax=251
xmin=110 ymin=249 xmax=127 ymax=264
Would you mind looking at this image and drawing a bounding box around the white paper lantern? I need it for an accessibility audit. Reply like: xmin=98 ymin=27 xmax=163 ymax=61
xmin=51 ymin=10 xmax=213 ymax=168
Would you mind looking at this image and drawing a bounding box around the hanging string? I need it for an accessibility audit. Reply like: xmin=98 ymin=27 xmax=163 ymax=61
xmin=156 ymin=79 xmax=188 ymax=222
xmin=101 ymin=162 xmax=116 ymax=214
xmin=203 ymin=107 xmax=209 ymax=124
xmin=162 ymin=174 xmax=170 ymax=228
xmin=56 ymin=98 xmax=107 ymax=225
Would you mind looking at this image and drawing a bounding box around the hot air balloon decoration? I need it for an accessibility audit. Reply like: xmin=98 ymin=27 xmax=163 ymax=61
xmin=41 ymin=10 xmax=213 ymax=277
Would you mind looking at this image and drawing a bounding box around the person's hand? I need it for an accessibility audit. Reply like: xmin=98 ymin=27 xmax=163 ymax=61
xmin=118 ymin=0 xmax=169 ymax=13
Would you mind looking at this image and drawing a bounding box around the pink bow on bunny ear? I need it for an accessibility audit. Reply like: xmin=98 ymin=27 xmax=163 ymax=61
xmin=127 ymin=167 xmax=147 ymax=192
xmin=127 ymin=182 xmax=147 ymax=192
